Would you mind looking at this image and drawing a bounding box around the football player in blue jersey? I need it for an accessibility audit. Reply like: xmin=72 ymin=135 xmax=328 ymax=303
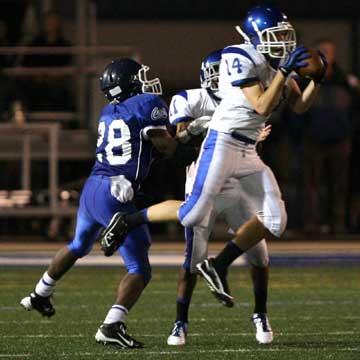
xmin=20 ymin=58 xmax=189 ymax=349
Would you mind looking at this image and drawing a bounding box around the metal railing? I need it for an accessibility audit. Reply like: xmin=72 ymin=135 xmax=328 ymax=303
xmin=0 ymin=46 xmax=141 ymax=128
xmin=0 ymin=123 xmax=61 ymax=216
xmin=0 ymin=45 xmax=140 ymax=217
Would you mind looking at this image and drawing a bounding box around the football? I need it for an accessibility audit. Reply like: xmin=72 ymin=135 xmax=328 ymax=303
xmin=295 ymin=49 xmax=325 ymax=80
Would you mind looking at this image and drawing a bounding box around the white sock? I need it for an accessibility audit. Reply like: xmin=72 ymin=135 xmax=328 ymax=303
xmin=103 ymin=305 xmax=128 ymax=324
xmin=34 ymin=272 xmax=57 ymax=297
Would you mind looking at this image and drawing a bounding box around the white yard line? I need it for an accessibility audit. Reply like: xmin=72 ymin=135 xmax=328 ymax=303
xmin=2 ymin=299 xmax=360 ymax=312
xmin=1 ymin=347 xmax=360 ymax=359
xmin=1 ymin=315 xmax=360 ymax=325
xmin=1 ymin=331 xmax=357 ymax=338
xmin=52 ymin=347 xmax=360 ymax=357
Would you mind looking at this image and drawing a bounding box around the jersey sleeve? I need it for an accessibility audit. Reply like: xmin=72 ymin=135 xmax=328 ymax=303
xmin=139 ymin=95 xmax=169 ymax=139
xmin=221 ymin=46 xmax=259 ymax=87
xmin=169 ymin=91 xmax=195 ymax=125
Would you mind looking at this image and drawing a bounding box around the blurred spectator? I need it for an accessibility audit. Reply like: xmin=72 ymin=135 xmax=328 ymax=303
xmin=0 ymin=20 xmax=14 ymax=120
xmin=302 ymin=39 xmax=357 ymax=234
xmin=20 ymin=11 xmax=74 ymax=113
xmin=349 ymin=124 xmax=360 ymax=232
xmin=21 ymin=11 xmax=72 ymax=67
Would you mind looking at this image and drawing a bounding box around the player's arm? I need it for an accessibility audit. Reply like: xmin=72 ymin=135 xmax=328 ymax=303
xmin=285 ymin=78 xmax=321 ymax=113
xmin=176 ymin=117 xmax=211 ymax=144
xmin=286 ymin=51 xmax=327 ymax=113
xmin=169 ymin=91 xmax=210 ymax=143
xmin=175 ymin=120 xmax=192 ymax=143
xmin=147 ymin=128 xmax=198 ymax=167
xmin=241 ymin=73 xmax=287 ymax=117
xmin=242 ymin=46 xmax=314 ymax=116
xmin=257 ymin=124 xmax=272 ymax=142
xmin=147 ymin=128 xmax=177 ymax=157
xmin=222 ymin=47 xmax=291 ymax=117
xmin=222 ymin=48 xmax=285 ymax=117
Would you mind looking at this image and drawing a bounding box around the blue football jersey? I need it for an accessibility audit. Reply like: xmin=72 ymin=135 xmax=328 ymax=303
xmin=91 ymin=93 xmax=168 ymax=187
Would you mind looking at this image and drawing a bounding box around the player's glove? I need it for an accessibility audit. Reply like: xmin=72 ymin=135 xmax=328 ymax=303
xmin=186 ymin=115 xmax=211 ymax=136
xmin=312 ymin=50 xmax=328 ymax=84
xmin=177 ymin=116 xmax=211 ymax=144
xmin=279 ymin=45 xmax=311 ymax=77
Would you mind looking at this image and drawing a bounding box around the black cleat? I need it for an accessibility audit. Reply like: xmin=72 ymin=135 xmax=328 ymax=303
xmin=20 ymin=291 xmax=55 ymax=317
xmin=98 ymin=212 xmax=129 ymax=257
xmin=196 ymin=258 xmax=234 ymax=307
xmin=95 ymin=322 xmax=143 ymax=349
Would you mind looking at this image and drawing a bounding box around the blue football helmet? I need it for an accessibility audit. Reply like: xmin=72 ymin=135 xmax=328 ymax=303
xmin=100 ymin=58 xmax=162 ymax=102
xmin=236 ymin=5 xmax=296 ymax=59
xmin=200 ymin=49 xmax=222 ymax=98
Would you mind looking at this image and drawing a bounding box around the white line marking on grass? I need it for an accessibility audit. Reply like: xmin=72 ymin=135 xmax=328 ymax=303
xmin=2 ymin=299 xmax=360 ymax=312
xmin=1 ymin=331 xmax=356 ymax=339
xmin=2 ymin=334 xmax=85 ymax=338
xmin=55 ymin=347 xmax=360 ymax=357
xmin=1 ymin=315 xmax=360 ymax=325
xmin=0 ymin=355 xmax=31 ymax=358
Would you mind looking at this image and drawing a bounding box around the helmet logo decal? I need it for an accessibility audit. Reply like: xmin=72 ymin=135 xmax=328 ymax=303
xmin=109 ymin=86 xmax=122 ymax=96
xmin=151 ymin=107 xmax=168 ymax=121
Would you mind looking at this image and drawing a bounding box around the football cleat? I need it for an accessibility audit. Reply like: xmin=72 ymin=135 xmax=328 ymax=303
xmin=196 ymin=258 xmax=234 ymax=307
xmin=95 ymin=322 xmax=143 ymax=349
xmin=20 ymin=291 xmax=55 ymax=317
xmin=167 ymin=321 xmax=188 ymax=346
xmin=251 ymin=313 xmax=274 ymax=344
xmin=98 ymin=212 xmax=129 ymax=257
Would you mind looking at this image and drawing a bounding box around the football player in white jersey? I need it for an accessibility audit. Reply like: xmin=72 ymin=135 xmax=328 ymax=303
xmin=98 ymin=3 xmax=326 ymax=339
xmin=166 ymin=50 xmax=274 ymax=346
xmin=193 ymin=4 xmax=326 ymax=304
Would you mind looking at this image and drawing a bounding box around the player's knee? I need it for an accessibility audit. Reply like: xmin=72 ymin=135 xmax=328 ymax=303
xmin=179 ymin=196 xmax=208 ymax=228
xmin=67 ymin=241 xmax=92 ymax=258
xmin=258 ymin=199 xmax=287 ymax=237
xmin=180 ymin=213 xmax=201 ymax=228
xmin=249 ymin=253 xmax=269 ymax=268
xmin=180 ymin=208 xmax=210 ymax=228
xmin=128 ymin=265 xmax=152 ymax=286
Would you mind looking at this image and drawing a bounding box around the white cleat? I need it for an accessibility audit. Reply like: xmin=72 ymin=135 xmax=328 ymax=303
xmin=167 ymin=321 xmax=188 ymax=346
xmin=251 ymin=313 xmax=274 ymax=344
xmin=20 ymin=295 xmax=33 ymax=311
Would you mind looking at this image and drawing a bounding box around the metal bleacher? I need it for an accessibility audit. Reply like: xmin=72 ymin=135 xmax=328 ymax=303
xmin=0 ymin=123 xmax=95 ymax=217
xmin=0 ymin=3 xmax=140 ymax=220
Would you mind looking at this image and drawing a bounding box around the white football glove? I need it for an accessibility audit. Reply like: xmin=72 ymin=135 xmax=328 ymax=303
xmin=110 ymin=175 xmax=134 ymax=203
xmin=186 ymin=115 xmax=211 ymax=136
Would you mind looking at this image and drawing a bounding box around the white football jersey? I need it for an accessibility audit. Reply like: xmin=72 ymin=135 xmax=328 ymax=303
xmin=210 ymin=44 xmax=285 ymax=140
xmin=169 ymin=88 xmax=219 ymax=125
xmin=169 ymin=88 xmax=219 ymax=194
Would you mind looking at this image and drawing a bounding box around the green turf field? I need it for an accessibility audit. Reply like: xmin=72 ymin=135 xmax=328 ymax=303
xmin=1 ymin=266 xmax=359 ymax=359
